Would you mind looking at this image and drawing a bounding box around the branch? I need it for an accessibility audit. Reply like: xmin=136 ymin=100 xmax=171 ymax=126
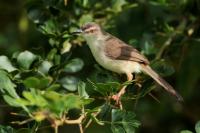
xmin=64 ymin=114 xmax=85 ymax=124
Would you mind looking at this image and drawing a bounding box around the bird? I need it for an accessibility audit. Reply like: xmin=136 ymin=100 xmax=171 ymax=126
xmin=73 ymin=22 xmax=183 ymax=102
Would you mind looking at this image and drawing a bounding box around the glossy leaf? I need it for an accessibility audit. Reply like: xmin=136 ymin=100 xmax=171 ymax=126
xmin=17 ymin=51 xmax=37 ymax=70
xmin=0 ymin=125 xmax=15 ymax=133
xmin=46 ymin=84 xmax=60 ymax=91
xmin=111 ymin=124 xmax=125 ymax=133
xmin=61 ymin=40 xmax=72 ymax=54
xmin=3 ymin=95 xmax=21 ymax=107
xmin=112 ymin=0 xmax=127 ymax=12
xmin=38 ymin=60 xmax=52 ymax=75
xmin=79 ymin=14 xmax=93 ymax=25
xmin=39 ymin=19 xmax=60 ymax=36
xmin=27 ymin=6 xmax=47 ymax=24
xmin=23 ymin=77 xmax=51 ymax=89
xmin=22 ymin=91 xmax=48 ymax=107
xmin=63 ymin=94 xmax=83 ymax=110
xmin=23 ymin=77 xmax=40 ymax=88
xmin=195 ymin=121 xmax=200 ymax=133
xmin=63 ymin=58 xmax=84 ymax=73
xmin=122 ymin=112 xmax=140 ymax=133
xmin=111 ymin=109 xmax=140 ymax=133
xmin=88 ymin=80 xmax=120 ymax=96
xmin=0 ymin=56 xmax=17 ymax=72
xmin=78 ymin=81 xmax=89 ymax=98
xmin=47 ymin=48 xmax=57 ymax=61
xmin=0 ymin=70 xmax=18 ymax=98
xmin=180 ymin=130 xmax=193 ymax=133
xmin=60 ymin=76 xmax=79 ymax=91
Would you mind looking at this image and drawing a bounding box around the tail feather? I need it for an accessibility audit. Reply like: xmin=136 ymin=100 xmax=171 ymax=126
xmin=141 ymin=64 xmax=183 ymax=102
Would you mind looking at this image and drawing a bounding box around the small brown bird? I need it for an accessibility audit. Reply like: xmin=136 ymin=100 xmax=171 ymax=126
xmin=74 ymin=22 xmax=183 ymax=102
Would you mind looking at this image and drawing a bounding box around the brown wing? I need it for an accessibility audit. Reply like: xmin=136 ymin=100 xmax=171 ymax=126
xmin=104 ymin=35 xmax=149 ymax=65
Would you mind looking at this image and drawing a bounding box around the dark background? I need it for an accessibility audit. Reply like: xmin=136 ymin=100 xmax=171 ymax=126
xmin=0 ymin=0 xmax=200 ymax=133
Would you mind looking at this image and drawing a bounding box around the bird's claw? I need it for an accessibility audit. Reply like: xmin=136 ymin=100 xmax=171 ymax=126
xmin=112 ymin=94 xmax=120 ymax=104
xmin=112 ymin=94 xmax=123 ymax=109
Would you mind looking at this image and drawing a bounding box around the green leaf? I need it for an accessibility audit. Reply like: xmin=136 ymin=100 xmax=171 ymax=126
xmin=38 ymin=60 xmax=52 ymax=75
xmin=44 ymin=91 xmax=85 ymax=114
xmin=44 ymin=91 xmax=88 ymax=115
xmin=195 ymin=121 xmax=200 ymax=133
xmin=99 ymin=104 xmax=112 ymax=120
xmin=61 ymin=40 xmax=72 ymax=54
xmin=17 ymin=51 xmax=37 ymax=70
xmin=83 ymin=98 xmax=94 ymax=105
xmin=54 ymin=54 xmax=61 ymax=65
xmin=49 ymin=38 xmax=60 ymax=47
xmin=112 ymin=109 xmax=123 ymax=122
xmin=15 ymin=98 xmax=30 ymax=106
xmin=27 ymin=6 xmax=46 ymax=24
xmin=23 ymin=77 xmax=51 ymax=89
xmin=122 ymin=112 xmax=140 ymax=133
xmin=112 ymin=0 xmax=127 ymax=12
xmin=0 ymin=70 xmax=18 ymax=98
xmin=140 ymin=33 xmax=157 ymax=55
xmin=64 ymin=94 xmax=83 ymax=110
xmin=47 ymin=48 xmax=57 ymax=61
xmin=39 ymin=19 xmax=60 ymax=36
xmin=3 ymin=95 xmax=21 ymax=107
xmin=79 ymin=14 xmax=93 ymax=25
xmin=0 ymin=125 xmax=15 ymax=133
xmin=111 ymin=124 xmax=125 ymax=133
xmin=23 ymin=77 xmax=40 ymax=88
xmin=39 ymin=77 xmax=52 ymax=88
xmin=88 ymin=80 xmax=120 ymax=96
xmin=91 ymin=114 xmax=104 ymax=125
xmin=0 ymin=56 xmax=17 ymax=72
xmin=63 ymin=58 xmax=84 ymax=73
xmin=44 ymin=91 xmax=61 ymax=101
xmin=60 ymin=76 xmax=79 ymax=91
xmin=111 ymin=109 xmax=140 ymax=133
xmin=46 ymin=84 xmax=60 ymax=91
xmin=22 ymin=91 xmax=48 ymax=107
xmin=78 ymin=81 xmax=89 ymax=98
xmin=83 ymin=0 xmax=88 ymax=7
xmin=180 ymin=130 xmax=193 ymax=133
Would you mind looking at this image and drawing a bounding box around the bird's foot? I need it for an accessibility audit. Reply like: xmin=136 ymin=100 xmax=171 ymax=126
xmin=112 ymin=94 xmax=121 ymax=103
xmin=111 ymin=89 xmax=126 ymax=109
xmin=112 ymin=94 xmax=123 ymax=109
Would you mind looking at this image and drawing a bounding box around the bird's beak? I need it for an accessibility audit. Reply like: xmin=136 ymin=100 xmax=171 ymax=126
xmin=71 ymin=29 xmax=83 ymax=35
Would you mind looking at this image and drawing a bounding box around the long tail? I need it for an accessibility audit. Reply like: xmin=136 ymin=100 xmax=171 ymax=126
xmin=140 ymin=64 xmax=183 ymax=101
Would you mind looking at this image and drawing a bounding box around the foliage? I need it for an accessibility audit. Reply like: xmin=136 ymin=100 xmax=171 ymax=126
xmin=180 ymin=121 xmax=200 ymax=133
xmin=0 ymin=0 xmax=200 ymax=133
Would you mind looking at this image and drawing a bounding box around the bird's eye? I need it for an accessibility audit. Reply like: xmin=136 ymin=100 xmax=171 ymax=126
xmin=90 ymin=30 xmax=94 ymax=33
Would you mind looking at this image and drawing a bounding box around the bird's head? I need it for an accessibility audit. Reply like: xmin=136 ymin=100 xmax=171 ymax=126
xmin=73 ymin=22 xmax=102 ymax=39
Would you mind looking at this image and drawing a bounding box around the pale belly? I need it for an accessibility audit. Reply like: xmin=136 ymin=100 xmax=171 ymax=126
xmin=88 ymin=43 xmax=141 ymax=74
xmin=94 ymin=53 xmax=141 ymax=74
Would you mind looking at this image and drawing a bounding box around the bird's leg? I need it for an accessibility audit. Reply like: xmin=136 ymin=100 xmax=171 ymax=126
xmin=112 ymin=73 xmax=133 ymax=104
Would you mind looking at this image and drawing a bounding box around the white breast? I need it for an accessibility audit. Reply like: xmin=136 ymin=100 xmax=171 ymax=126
xmin=85 ymin=36 xmax=141 ymax=74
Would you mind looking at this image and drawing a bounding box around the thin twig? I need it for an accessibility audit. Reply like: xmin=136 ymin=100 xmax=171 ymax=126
xmin=155 ymin=33 xmax=175 ymax=60
xmin=64 ymin=114 xmax=85 ymax=124
xmin=84 ymin=110 xmax=101 ymax=130
xmin=79 ymin=124 xmax=84 ymax=133
xmin=11 ymin=118 xmax=34 ymax=125
xmin=148 ymin=93 xmax=161 ymax=103
xmin=54 ymin=126 xmax=58 ymax=133
xmin=10 ymin=112 xmax=29 ymax=117
xmin=64 ymin=0 xmax=68 ymax=6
